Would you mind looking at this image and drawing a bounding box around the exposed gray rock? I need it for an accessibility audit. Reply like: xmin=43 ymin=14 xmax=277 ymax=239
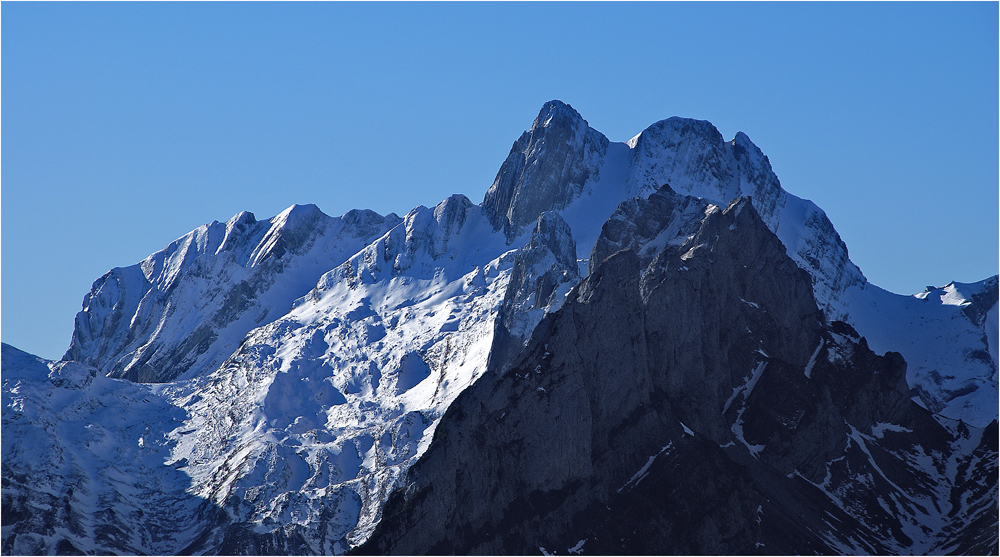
xmin=588 ymin=183 xmax=709 ymax=275
xmin=483 ymin=100 xmax=609 ymax=240
xmin=961 ymin=275 xmax=999 ymax=328
xmin=624 ymin=117 xmax=865 ymax=320
xmin=358 ymin=193 xmax=997 ymax=555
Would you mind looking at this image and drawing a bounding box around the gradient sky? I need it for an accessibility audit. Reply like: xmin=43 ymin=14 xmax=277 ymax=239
xmin=3 ymin=2 xmax=998 ymax=361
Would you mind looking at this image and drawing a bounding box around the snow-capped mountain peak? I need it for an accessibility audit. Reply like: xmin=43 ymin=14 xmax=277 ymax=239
xmin=483 ymin=100 xmax=610 ymax=240
xmin=5 ymin=100 xmax=995 ymax=555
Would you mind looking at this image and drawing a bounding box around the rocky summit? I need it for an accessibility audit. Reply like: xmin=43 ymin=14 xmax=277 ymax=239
xmin=3 ymin=101 xmax=996 ymax=555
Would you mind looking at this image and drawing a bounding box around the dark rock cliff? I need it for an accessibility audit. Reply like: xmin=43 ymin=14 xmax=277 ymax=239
xmin=358 ymin=190 xmax=998 ymax=555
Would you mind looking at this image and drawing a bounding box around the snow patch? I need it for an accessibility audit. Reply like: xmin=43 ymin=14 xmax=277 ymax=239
xmin=870 ymin=422 xmax=912 ymax=439
xmin=617 ymin=443 xmax=673 ymax=493
xmin=804 ymin=339 xmax=823 ymax=379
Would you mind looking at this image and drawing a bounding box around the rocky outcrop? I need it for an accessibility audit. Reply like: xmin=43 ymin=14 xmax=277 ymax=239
xmin=64 ymin=100 xmax=991 ymax=424
xmin=961 ymin=275 xmax=999 ymax=328
xmin=489 ymin=211 xmax=580 ymax=372
xmin=359 ymin=193 xmax=997 ymax=555
xmin=483 ymin=100 xmax=609 ymax=240
xmin=315 ymin=194 xmax=482 ymax=286
xmin=589 ymin=183 xmax=717 ymax=275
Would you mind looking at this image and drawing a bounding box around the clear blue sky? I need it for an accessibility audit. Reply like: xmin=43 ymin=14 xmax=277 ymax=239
xmin=4 ymin=2 xmax=998 ymax=361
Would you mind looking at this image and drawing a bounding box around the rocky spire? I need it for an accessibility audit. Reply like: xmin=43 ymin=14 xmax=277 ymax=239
xmin=482 ymin=100 xmax=609 ymax=240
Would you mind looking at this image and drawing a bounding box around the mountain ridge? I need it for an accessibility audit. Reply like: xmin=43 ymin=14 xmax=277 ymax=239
xmin=3 ymin=100 xmax=996 ymax=555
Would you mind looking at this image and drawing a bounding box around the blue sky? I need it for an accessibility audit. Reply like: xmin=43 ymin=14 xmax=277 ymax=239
xmin=3 ymin=2 xmax=998 ymax=360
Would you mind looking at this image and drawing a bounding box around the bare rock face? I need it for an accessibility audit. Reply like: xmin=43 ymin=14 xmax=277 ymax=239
xmin=624 ymin=117 xmax=866 ymax=322
xmin=358 ymin=191 xmax=997 ymax=555
xmin=588 ymin=183 xmax=709 ymax=275
xmin=483 ymin=100 xmax=609 ymax=240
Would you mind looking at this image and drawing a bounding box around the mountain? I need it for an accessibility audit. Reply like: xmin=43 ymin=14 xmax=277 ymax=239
xmin=3 ymin=100 xmax=996 ymax=555
xmin=359 ymin=189 xmax=996 ymax=555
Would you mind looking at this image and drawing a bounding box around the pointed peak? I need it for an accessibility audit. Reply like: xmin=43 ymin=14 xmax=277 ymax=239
xmin=226 ymin=210 xmax=257 ymax=228
xmin=534 ymin=209 xmax=571 ymax=231
xmin=271 ymin=203 xmax=327 ymax=231
xmin=731 ymin=131 xmax=768 ymax=162
xmin=529 ymin=211 xmax=577 ymax=272
xmin=721 ymin=196 xmax=763 ymax=229
xmin=532 ymin=100 xmax=587 ymax=131
xmin=482 ymin=101 xmax=607 ymax=240
xmin=650 ymin=183 xmax=680 ymax=198
xmin=433 ymin=194 xmax=473 ymax=228
xmin=733 ymin=131 xmax=755 ymax=146
xmin=280 ymin=203 xmax=322 ymax=218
